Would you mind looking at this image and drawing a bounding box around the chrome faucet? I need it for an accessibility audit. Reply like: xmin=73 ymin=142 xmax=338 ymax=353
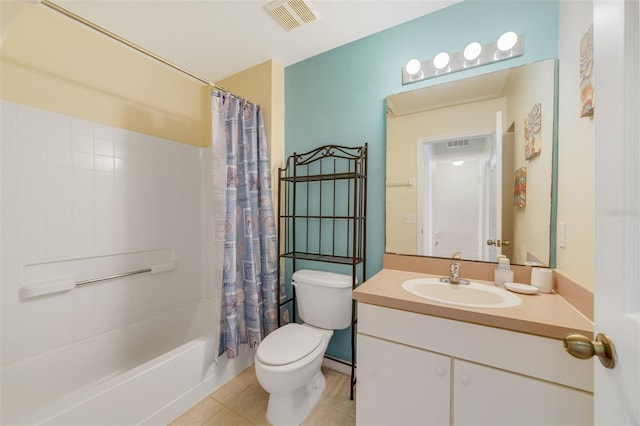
xmin=438 ymin=262 xmax=470 ymax=285
xmin=449 ymin=262 xmax=461 ymax=284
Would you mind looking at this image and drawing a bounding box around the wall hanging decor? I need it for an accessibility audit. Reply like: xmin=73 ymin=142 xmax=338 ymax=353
xmin=524 ymin=103 xmax=542 ymax=160
xmin=579 ymin=24 xmax=594 ymax=117
xmin=514 ymin=167 xmax=527 ymax=207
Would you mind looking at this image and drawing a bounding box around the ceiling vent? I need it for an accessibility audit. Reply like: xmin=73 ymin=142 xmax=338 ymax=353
xmin=265 ymin=0 xmax=320 ymax=31
xmin=447 ymin=139 xmax=470 ymax=148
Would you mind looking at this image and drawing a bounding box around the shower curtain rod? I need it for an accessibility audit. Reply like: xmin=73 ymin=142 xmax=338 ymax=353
xmin=40 ymin=0 xmax=251 ymax=103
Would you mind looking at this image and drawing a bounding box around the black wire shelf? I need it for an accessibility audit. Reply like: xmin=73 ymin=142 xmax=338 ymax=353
xmin=280 ymin=251 xmax=365 ymax=265
xmin=276 ymin=143 xmax=368 ymax=402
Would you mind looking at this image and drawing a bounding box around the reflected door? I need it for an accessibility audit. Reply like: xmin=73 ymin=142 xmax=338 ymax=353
xmin=432 ymin=159 xmax=482 ymax=259
xmin=418 ymin=134 xmax=494 ymax=261
xmin=487 ymin=111 xmax=503 ymax=261
xmin=486 ymin=111 xmax=515 ymax=261
xmin=500 ymin=128 xmax=514 ymax=260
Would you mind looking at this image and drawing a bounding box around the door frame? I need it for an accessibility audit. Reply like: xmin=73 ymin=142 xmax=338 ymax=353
xmin=415 ymin=128 xmax=492 ymax=258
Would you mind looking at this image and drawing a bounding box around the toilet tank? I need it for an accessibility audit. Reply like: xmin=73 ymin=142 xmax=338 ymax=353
xmin=292 ymin=269 xmax=355 ymax=330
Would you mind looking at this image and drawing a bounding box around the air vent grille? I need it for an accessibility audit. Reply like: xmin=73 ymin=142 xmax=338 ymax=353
xmin=271 ymin=5 xmax=300 ymax=31
xmin=265 ymin=0 xmax=320 ymax=31
xmin=290 ymin=0 xmax=316 ymax=23
xmin=447 ymin=139 xmax=470 ymax=148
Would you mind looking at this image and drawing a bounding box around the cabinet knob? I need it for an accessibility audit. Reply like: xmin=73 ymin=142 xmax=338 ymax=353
xmin=460 ymin=373 xmax=471 ymax=385
xmin=436 ymin=367 xmax=446 ymax=377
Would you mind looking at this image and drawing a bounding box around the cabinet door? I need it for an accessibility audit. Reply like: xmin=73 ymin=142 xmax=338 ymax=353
xmin=356 ymin=334 xmax=451 ymax=426
xmin=453 ymin=360 xmax=593 ymax=426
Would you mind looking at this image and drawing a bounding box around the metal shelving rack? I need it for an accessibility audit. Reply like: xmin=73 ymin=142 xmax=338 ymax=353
xmin=276 ymin=144 xmax=367 ymax=400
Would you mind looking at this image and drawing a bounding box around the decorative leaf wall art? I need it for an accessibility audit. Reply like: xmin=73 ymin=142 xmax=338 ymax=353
xmin=514 ymin=167 xmax=527 ymax=208
xmin=580 ymin=24 xmax=594 ymax=117
xmin=524 ymin=103 xmax=542 ymax=160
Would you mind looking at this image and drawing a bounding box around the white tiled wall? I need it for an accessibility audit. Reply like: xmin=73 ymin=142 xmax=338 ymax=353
xmin=1 ymin=100 xmax=204 ymax=367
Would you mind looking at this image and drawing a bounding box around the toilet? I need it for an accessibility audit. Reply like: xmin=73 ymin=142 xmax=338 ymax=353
xmin=255 ymin=269 xmax=353 ymax=426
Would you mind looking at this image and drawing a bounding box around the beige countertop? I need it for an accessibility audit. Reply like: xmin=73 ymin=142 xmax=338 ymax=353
xmin=353 ymin=268 xmax=594 ymax=340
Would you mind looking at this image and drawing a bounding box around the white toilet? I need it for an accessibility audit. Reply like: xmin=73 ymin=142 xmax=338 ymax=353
xmin=255 ymin=269 xmax=353 ymax=426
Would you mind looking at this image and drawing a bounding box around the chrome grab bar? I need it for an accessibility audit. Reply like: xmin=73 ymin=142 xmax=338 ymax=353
xmin=75 ymin=268 xmax=153 ymax=287
xmin=20 ymin=262 xmax=176 ymax=298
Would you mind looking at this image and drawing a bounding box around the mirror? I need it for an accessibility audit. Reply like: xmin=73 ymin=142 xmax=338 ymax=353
xmin=386 ymin=59 xmax=556 ymax=266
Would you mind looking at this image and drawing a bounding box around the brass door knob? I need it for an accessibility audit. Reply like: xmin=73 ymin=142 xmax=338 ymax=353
xmin=486 ymin=239 xmax=510 ymax=247
xmin=562 ymin=333 xmax=616 ymax=369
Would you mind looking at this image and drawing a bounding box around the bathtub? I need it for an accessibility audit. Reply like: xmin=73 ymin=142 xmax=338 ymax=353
xmin=1 ymin=301 xmax=254 ymax=425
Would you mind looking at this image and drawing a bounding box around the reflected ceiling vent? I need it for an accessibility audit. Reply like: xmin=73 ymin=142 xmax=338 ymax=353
xmin=447 ymin=139 xmax=470 ymax=148
xmin=265 ymin=0 xmax=320 ymax=31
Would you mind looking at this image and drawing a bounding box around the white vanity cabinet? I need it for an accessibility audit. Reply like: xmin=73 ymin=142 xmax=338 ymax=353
xmin=452 ymin=359 xmax=592 ymax=425
xmin=356 ymin=303 xmax=594 ymax=426
xmin=357 ymin=333 xmax=451 ymax=426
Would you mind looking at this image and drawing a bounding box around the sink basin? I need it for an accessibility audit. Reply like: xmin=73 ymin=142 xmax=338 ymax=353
xmin=401 ymin=278 xmax=521 ymax=308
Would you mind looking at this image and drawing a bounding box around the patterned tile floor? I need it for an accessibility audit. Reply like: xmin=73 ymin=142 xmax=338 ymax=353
xmin=170 ymin=366 xmax=356 ymax=426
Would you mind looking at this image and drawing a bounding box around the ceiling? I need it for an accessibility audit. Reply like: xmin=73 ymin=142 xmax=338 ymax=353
xmin=387 ymin=68 xmax=512 ymax=116
xmin=53 ymin=0 xmax=461 ymax=83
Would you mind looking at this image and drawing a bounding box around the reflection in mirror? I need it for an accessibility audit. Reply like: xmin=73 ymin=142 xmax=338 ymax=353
xmin=386 ymin=59 xmax=556 ymax=266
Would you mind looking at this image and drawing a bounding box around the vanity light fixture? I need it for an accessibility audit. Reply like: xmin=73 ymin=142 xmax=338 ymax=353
xmin=401 ymin=31 xmax=524 ymax=85
xmin=497 ymin=31 xmax=518 ymax=52
xmin=405 ymin=58 xmax=422 ymax=76
xmin=464 ymin=42 xmax=482 ymax=61
xmin=433 ymin=52 xmax=450 ymax=70
xmin=495 ymin=31 xmax=519 ymax=60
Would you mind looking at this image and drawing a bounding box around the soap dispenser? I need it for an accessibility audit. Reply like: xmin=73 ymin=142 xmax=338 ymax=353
xmin=494 ymin=256 xmax=514 ymax=288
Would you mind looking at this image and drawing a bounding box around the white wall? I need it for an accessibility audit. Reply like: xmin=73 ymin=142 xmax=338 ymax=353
xmin=0 ymin=100 xmax=204 ymax=367
xmin=556 ymin=0 xmax=594 ymax=290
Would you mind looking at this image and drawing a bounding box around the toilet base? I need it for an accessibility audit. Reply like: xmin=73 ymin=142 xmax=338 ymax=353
xmin=266 ymin=370 xmax=326 ymax=426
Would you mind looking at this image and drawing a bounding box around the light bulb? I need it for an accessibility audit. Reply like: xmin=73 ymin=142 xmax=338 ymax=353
xmin=497 ymin=31 xmax=518 ymax=51
xmin=464 ymin=42 xmax=482 ymax=61
xmin=405 ymin=59 xmax=422 ymax=75
xmin=452 ymin=160 xmax=465 ymax=166
xmin=433 ymin=52 xmax=450 ymax=70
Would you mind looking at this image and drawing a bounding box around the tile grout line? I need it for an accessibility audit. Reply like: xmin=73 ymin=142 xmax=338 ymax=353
xmin=176 ymin=366 xmax=355 ymax=426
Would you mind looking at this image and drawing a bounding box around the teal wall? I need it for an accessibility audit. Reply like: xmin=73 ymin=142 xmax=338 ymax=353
xmin=284 ymin=0 xmax=559 ymax=361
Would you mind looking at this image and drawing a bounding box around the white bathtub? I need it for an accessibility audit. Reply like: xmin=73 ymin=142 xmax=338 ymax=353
xmin=1 ymin=301 xmax=254 ymax=426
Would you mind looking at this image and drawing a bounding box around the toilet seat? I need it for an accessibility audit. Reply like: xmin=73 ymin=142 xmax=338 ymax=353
xmin=256 ymin=324 xmax=324 ymax=366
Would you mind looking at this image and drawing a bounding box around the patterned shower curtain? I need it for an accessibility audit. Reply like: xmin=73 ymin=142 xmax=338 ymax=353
xmin=211 ymin=91 xmax=279 ymax=359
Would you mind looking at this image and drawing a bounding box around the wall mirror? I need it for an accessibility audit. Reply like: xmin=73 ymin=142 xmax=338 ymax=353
xmin=386 ymin=59 xmax=556 ymax=266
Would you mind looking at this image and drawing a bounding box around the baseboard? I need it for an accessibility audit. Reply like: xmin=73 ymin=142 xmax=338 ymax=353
xmin=322 ymin=356 xmax=352 ymax=376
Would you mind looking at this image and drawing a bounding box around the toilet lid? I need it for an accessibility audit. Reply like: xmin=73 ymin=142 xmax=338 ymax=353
xmin=256 ymin=324 xmax=324 ymax=366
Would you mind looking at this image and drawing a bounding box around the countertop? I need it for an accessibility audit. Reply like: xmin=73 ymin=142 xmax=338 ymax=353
xmin=352 ymin=269 xmax=594 ymax=340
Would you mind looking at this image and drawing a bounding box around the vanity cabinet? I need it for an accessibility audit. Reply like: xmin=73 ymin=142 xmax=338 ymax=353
xmin=452 ymin=359 xmax=592 ymax=425
xmin=356 ymin=303 xmax=593 ymax=426
xmin=357 ymin=333 xmax=451 ymax=425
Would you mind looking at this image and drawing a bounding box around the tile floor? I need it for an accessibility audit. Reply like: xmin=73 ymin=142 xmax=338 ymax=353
xmin=170 ymin=366 xmax=356 ymax=426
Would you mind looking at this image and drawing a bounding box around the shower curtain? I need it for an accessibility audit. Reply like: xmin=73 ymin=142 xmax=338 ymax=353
xmin=211 ymin=91 xmax=278 ymax=359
